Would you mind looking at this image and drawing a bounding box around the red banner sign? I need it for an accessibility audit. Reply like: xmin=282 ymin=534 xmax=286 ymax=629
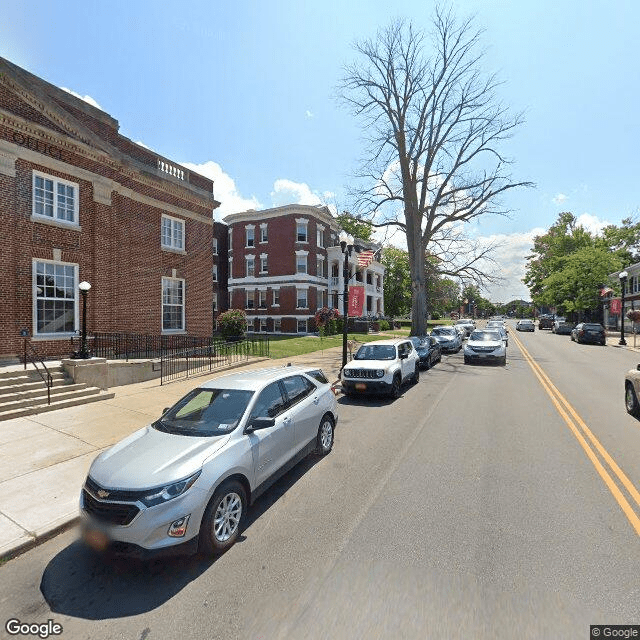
xmin=610 ymin=298 xmax=621 ymax=314
xmin=348 ymin=286 xmax=365 ymax=317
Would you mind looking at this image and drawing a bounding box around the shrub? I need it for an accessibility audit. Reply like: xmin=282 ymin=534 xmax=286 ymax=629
xmin=218 ymin=309 xmax=247 ymax=339
xmin=379 ymin=319 xmax=390 ymax=331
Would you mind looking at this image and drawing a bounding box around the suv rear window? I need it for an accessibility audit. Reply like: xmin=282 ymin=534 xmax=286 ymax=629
xmin=583 ymin=323 xmax=603 ymax=330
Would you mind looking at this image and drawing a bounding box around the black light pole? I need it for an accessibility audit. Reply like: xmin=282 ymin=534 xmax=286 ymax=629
xmin=78 ymin=281 xmax=91 ymax=358
xmin=619 ymin=270 xmax=628 ymax=346
xmin=340 ymin=232 xmax=356 ymax=370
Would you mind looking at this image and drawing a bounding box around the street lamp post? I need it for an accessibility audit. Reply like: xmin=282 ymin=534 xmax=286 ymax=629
xmin=339 ymin=232 xmax=357 ymax=370
xmin=619 ymin=270 xmax=628 ymax=346
xmin=78 ymin=281 xmax=92 ymax=359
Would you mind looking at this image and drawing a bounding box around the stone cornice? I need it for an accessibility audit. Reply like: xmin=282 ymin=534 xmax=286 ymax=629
xmin=224 ymin=204 xmax=340 ymax=230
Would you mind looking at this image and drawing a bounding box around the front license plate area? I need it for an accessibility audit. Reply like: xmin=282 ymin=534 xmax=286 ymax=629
xmin=82 ymin=527 xmax=110 ymax=551
xmin=355 ymin=383 xmax=367 ymax=391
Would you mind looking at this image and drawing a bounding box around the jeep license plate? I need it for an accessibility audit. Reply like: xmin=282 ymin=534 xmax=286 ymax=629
xmin=355 ymin=383 xmax=367 ymax=391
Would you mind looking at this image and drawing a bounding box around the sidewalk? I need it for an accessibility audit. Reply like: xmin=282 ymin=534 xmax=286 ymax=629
xmin=0 ymin=346 xmax=346 ymax=560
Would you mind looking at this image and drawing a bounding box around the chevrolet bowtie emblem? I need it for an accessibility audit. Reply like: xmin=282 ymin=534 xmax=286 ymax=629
xmin=97 ymin=489 xmax=110 ymax=499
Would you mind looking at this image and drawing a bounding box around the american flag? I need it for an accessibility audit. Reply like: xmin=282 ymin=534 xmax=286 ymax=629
xmin=357 ymin=250 xmax=376 ymax=267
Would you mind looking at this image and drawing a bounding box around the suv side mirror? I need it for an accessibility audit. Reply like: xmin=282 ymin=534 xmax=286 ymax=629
xmin=245 ymin=416 xmax=276 ymax=433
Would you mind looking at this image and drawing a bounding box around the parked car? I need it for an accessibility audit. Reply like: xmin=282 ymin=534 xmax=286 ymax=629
xmin=486 ymin=322 xmax=508 ymax=345
xmin=80 ymin=365 xmax=338 ymax=558
xmin=463 ymin=330 xmax=507 ymax=366
xmin=538 ymin=314 xmax=555 ymax=330
xmin=625 ymin=365 xmax=640 ymax=417
xmin=552 ymin=317 xmax=574 ymax=335
xmin=430 ymin=326 xmax=463 ymax=353
xmin=341 ymin=338 xmax=420 ymax=398
xmin=571 ymin=322 xmax=606 ymax=345
xmin=455 ymin=318 xmax=476 ymax=337
xmin=410 ymin=335 xmax=442 ymax=369
xmin=516 ymin=319 xmax=535 ymax=332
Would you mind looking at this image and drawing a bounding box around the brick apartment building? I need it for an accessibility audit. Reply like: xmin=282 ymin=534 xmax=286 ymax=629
xmin=224 ymin=205 xmax=385 ymax=334
xmin=0 ymin=57 xmax=223 ymax=361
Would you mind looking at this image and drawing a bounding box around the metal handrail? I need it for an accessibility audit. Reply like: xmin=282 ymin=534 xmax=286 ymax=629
xmin=23 ymin=339 xmax=53 ymax=405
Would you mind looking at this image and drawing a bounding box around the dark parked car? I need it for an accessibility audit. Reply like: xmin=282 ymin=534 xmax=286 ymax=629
xmin=571 ymin=323 xmax=606 ymax=345
xmin=410 ymin=336 xmax=442 ymax=369
xmin=538 ymin=314 xmax=555 ymax=330
xmin=552 ymin=318 xmax=575 ymax=335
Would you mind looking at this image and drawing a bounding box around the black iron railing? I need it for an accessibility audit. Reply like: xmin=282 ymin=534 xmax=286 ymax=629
xmin=160 ymin=336 xmax=270 ymax=385
xmin=23 ymin=339 xmax=53 ymax=405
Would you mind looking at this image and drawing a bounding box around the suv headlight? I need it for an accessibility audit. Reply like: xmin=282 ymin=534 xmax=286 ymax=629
xmin=376 ymin=369 xmax=384 ymax=378
xmin=139 ymin=471 xmax=201 ymax=507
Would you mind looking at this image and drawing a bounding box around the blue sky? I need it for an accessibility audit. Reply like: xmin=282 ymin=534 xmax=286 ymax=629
xmin=3 ymin=0 xmax=639 ymax=302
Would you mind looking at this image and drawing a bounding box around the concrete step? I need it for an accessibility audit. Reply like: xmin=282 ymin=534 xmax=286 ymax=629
xmin=0 ymin=373 xmax=71 ymax=397
xmin=0 ymin=386 xmax=101 ymax=414
xmin=0 ymin=366 xmax=65 ymax=381
xmin=0 ymin=382 xmax=90 ymax=405
xmin=0 ymin=389 xmax=115 ymax=421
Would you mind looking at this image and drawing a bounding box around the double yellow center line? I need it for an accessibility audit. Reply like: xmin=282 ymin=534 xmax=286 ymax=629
xmin=512 ymin=332 xmax=640 ymax=536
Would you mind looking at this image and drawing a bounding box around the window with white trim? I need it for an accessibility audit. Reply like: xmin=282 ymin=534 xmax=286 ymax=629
xmin=296 ymin=255 xmax=307 ymax=274
xmin=161 ymin=215 xmax=185 ymax=251
xmin=246 ymin=290 xmax=255 ymax=309
xmin=212 ymin=238 xmax=218 ymax=255
xmin=297 ymin=319 xmax=307 ymax=333
xmin=317 ymin=228 xmax=324 ymax=248
xmin=273 ymin=289 xmax=280 ymax=306
xmin=258 ymin=291 xmax=267 ymax=308
xmin=246 ymin=227 xmax=255 ymax=248
xmin=260 ymin=224 xmax=268 ymax=243
xmin=33 ymin=172 xmax=78 ymax=224
xmin=316 ymin=257 xmax=325 ymax=278
xmin=162 ymin=277 xmax=185 ymax=332
xmin=275 ymin=318 xmax=281 ymax=332
xmin=246 ymin=257 xmax=255 ymax=278
xmin=297 ymin=289 xmax=308 ymax=309
xmin=260 ymin=256 xmax=268 ymax=273
xmin=212 ymin=265 xmax=218 ymax=282
xmin=296 ymin=221 xmax=308 ymax=242
xmin=260 ymin=318 xmax=268 ymax=332
xmin=33 ymin=260 xmax=78 ymax=335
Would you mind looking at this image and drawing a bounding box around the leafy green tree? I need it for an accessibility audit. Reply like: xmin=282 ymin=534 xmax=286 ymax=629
xmin=335 ymin=211 xmax=374 ymax=242
xmin=380 ymin=246 xmax=411 ymax=317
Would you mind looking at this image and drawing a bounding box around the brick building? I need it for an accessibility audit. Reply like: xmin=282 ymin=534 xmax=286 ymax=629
xmin=0 ymin=57 xmax=222 ymax=361
xmin=224 ymin=204 xmax=385 ymax=333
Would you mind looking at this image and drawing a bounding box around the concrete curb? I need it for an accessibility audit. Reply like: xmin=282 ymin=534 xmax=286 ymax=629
xmin=0 ymin=517 xmax=80 ymax=563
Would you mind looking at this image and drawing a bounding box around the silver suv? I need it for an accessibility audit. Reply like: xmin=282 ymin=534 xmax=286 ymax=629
xmin=341 ymin=338 xmax=420 ymax=398
xmin=80 ymin=366 xmax=338 ymax=558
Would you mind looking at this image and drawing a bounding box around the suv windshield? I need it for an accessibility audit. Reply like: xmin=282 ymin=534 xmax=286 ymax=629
xmin=354 ymin=344 xmax=397 ymax=360
xmin=154 ymin=388 xmax=254 ymax=437
xmin=470 ymin=331 xmax=501 ymax=341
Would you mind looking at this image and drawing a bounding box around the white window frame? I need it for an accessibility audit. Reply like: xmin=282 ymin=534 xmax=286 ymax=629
xmin=32 ymin=259 xmax=79 ymax=337
xmin=246 ymin=226 xmax=255 ymax=248
xmin=246 ymin=256 xmax=255 ymax=278
xmin=212 ymin=265 xmax=218 ymax=282
xmin=260 ymin=318 xmax=268 ymax=332
xmin=161 ymin=214 xmax=185 ymax=251
xmin=260 ymin=223 xmax=268 ymax=243
xmin=162 ymin=276 xmax=185 ymax=333
xmin=317 ymin=226 xmax=324 ymax=248
xmin=258 ymin=290 xmax=267 ymax=309
xmin=297 ymin=288 xmax=308 ymax=309
xmin=297 ymin=319 xmax=308 ymax=333
xmin=32 ymin=171 xmax=79 ymax=226
xmin=275 ymin=318 xmax=282 ymax=332
xmin=260 ymin=255 xmax=268 ymax=274
xmin=246 ymin=290 xmax=255 ymax=309
xmin=212 ymin=238 xmax=218 ymax=255
xmin=296 ymin=218 xmax=308 ymax=243
xmin=296 ymin=255 xmax=307 ymax=274
xmin=273 ymin=288 xmax=280 ymax=306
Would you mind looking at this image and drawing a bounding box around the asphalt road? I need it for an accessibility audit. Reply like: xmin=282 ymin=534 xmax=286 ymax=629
xmin=1 ymin=322 xmax=639 ymax=639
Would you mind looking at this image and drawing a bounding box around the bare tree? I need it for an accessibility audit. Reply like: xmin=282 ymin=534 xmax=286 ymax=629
xmin=338 ymin=7 xmax=532 ymax=334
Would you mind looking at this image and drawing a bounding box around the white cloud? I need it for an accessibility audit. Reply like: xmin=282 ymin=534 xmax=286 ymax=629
xmin=60 ymin=87 xmax=102 ymax=110
xmin=180 ymin=160 xmax=261 ymax=219
xmin=305 ymin=110 xmax=314 ymax=118
xmin=576 ymin=213 xmax=611 ymax=235
xmin=553 ymin=193 xmax=568 ymax=205
xmin=270 ymin=179 xmax=324 ymax=207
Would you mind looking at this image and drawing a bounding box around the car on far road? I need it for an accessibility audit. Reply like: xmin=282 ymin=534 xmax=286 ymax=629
xmin=410 ymin=335 xmax=442 ymax=369
xmin=464 ymin=329 xmax=507 ymax=366
xmin=455 ymin=318 xmax=476 ymax=337
xmin=538 ymin=314 xmax=555 ymax=330
xmin=516 ymin=319 xmax=535 ymax=332
xmin=571 ymin=322 xmax=606 ymax=345
xmin=80 ymin=365 xmax=338 ymax=558
xmin=341 ymin=338 xmax=420 ymax=399
xmin=430 ymin=326 xmax=463 ymax=353
xmin=625 ymin=365 xmax=640 ymax=417
xmin=552 ymin=317 xmax=574 ymax=335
